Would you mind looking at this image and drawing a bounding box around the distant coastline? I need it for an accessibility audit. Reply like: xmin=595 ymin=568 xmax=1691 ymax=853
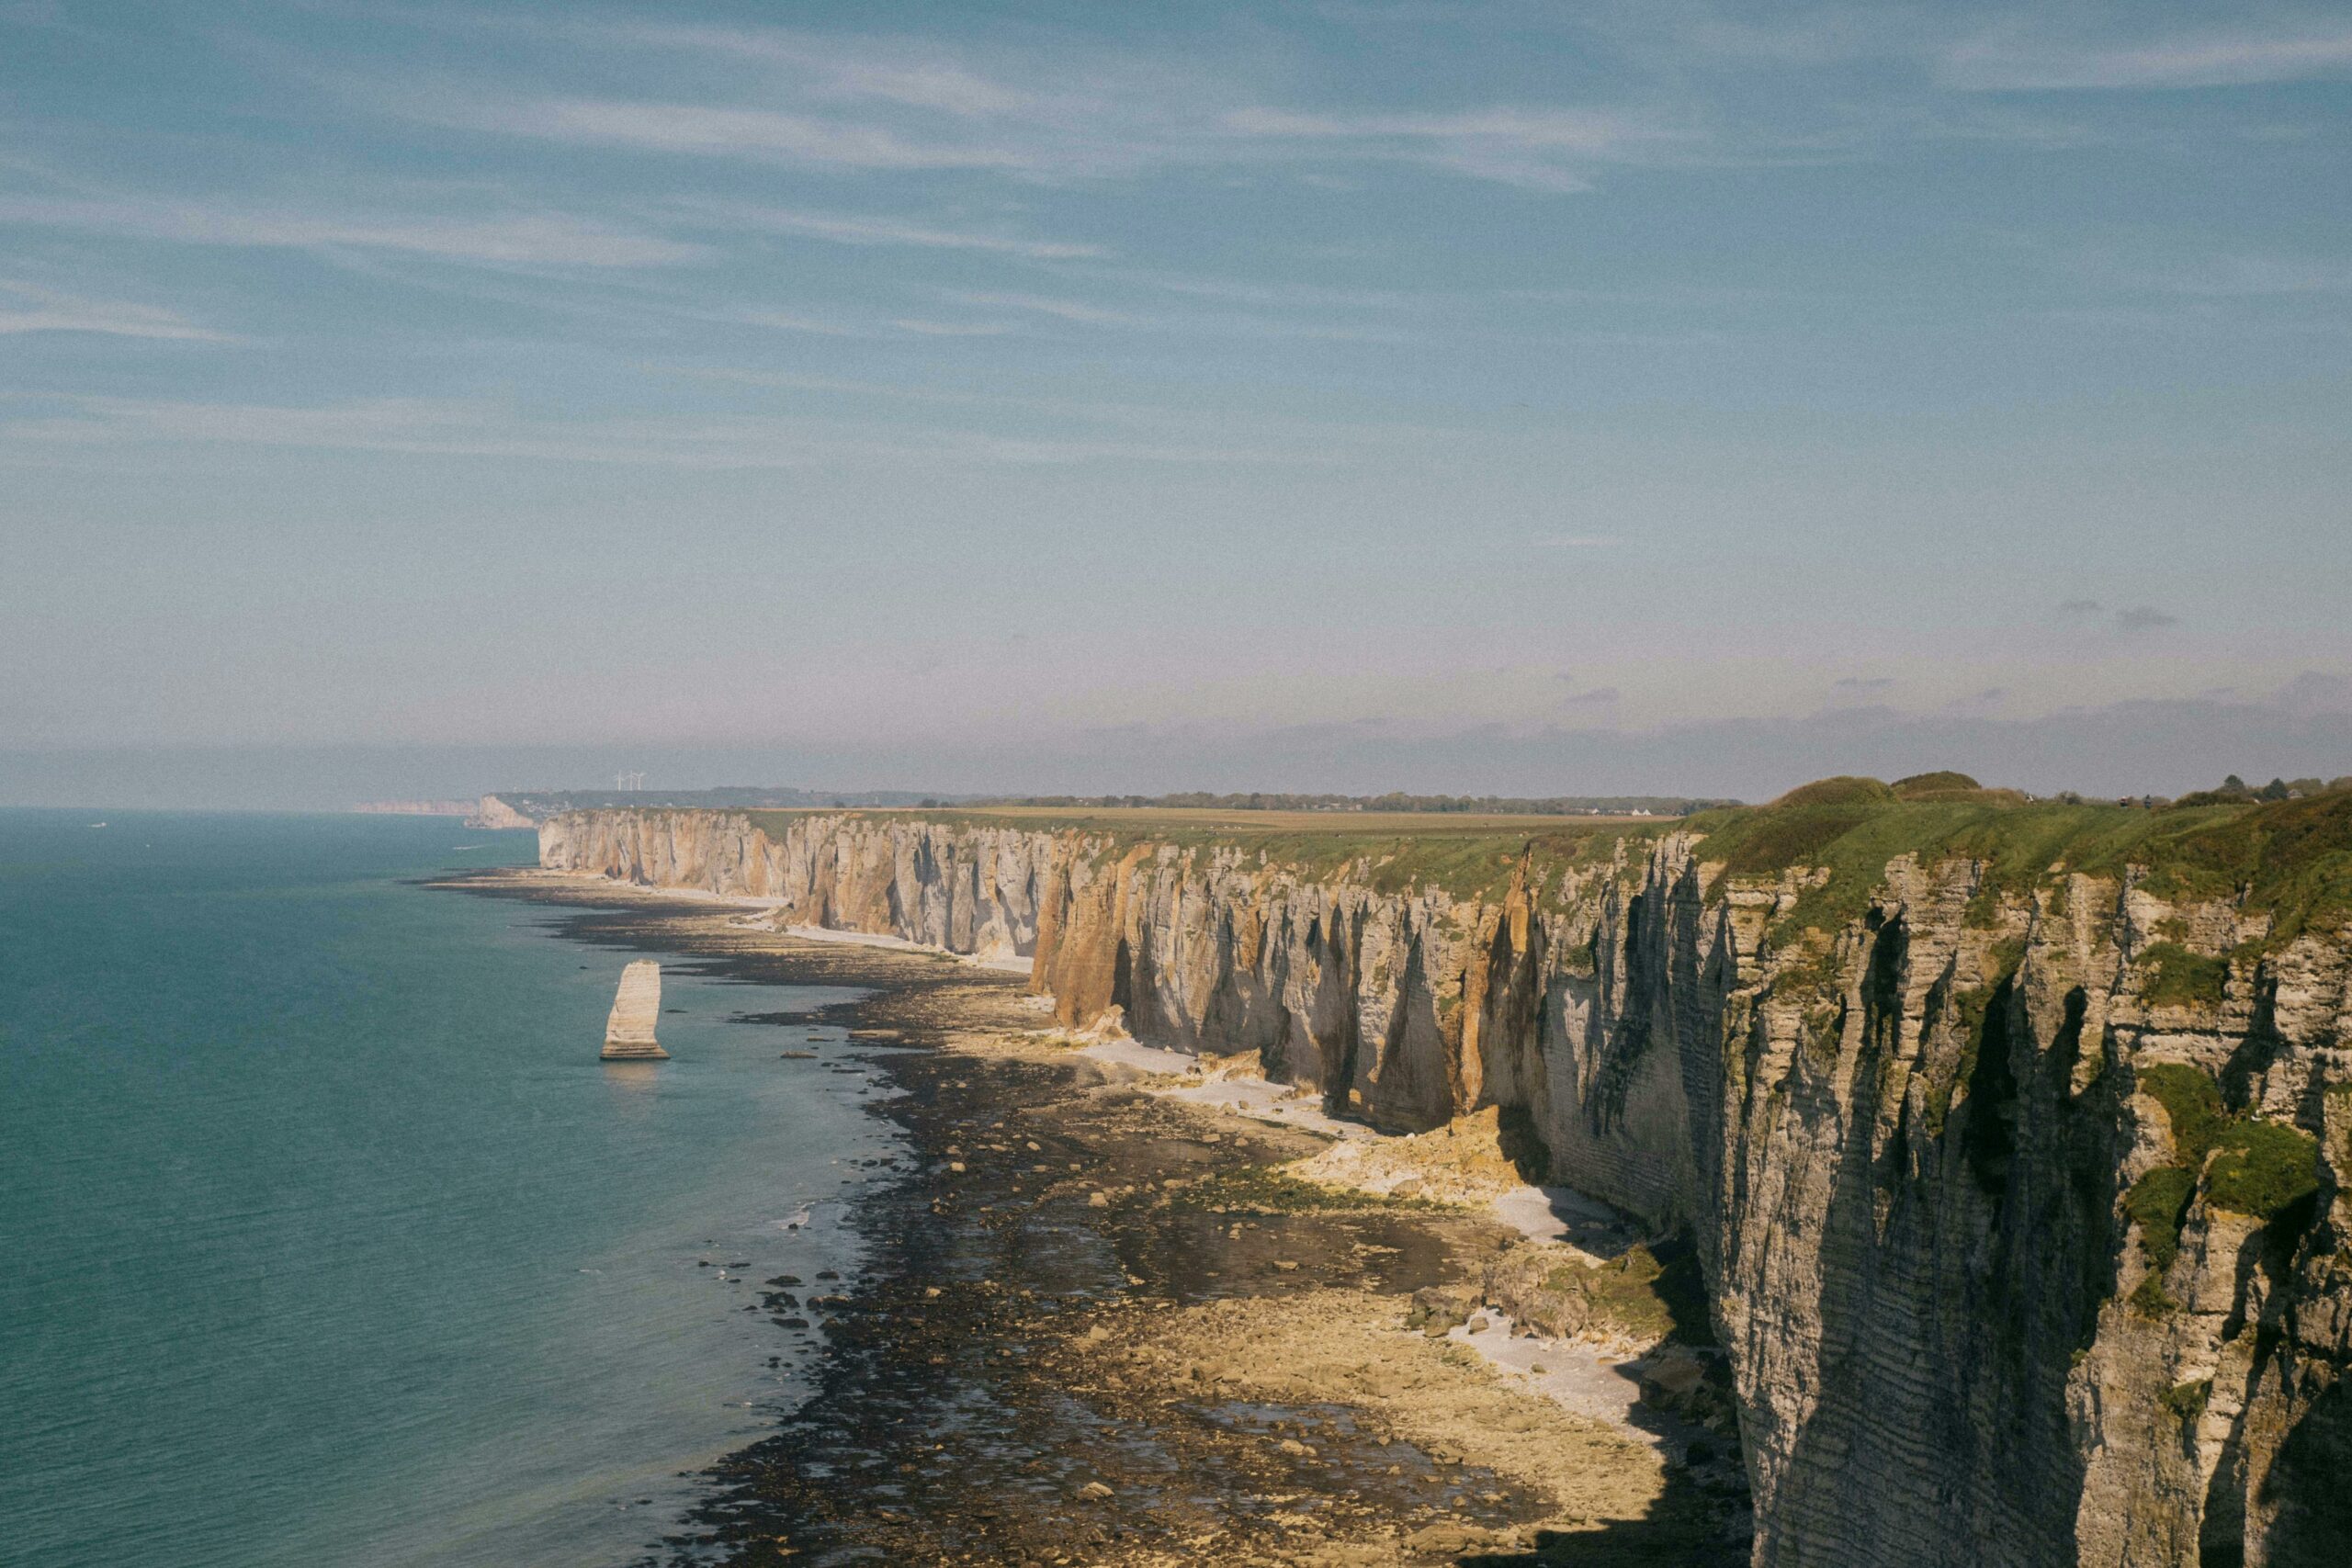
xmin=350 ymin=795 xmax=540 ymax=829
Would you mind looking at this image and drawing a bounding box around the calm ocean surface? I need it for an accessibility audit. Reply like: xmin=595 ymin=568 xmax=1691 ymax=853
xmin=0 ymin=810 xmax=896 ymax=1567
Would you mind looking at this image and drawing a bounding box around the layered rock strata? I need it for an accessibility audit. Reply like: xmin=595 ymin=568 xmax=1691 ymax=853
xmin=540 ymin=803 xmax=2352 ymax=1566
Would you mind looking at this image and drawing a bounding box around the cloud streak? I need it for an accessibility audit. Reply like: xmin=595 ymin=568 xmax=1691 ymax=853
xmin=0 ymin=279 xmax=230 ymax=339
xmin=681 ymin=202 xmax=1106 ymax=259
xmin=1224 ymin=104 xmax=1690 ymax=189
xmin=355 ymin=13 xmax=1697 ymax=193
xmin=942 ymin=288 xmax=1411 ymax=341
xmin=454 ymin=96 xmax=1031 ymax=171
xmin=0 ymin=196 xmax=702 ymax=266
xmin=0 ymin=394 xmax=1340 ymax=470
xmin=1945 ymin=21 xmax=2352 ymax=91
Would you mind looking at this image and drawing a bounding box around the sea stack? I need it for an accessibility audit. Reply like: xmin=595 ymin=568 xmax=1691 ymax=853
xmin=601 ymin=961 xmax=667 ymax=1060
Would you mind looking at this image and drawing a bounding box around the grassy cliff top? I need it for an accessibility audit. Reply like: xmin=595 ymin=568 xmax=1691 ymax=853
xmin=1689 ymin=783 xmax=2352 ymax=944
xmin=739 ymin=804 xmax=1675 ymax=903
xmin=742 ymin=804 xmax=1658 ymax=834
xmin=715 ymin=783 xmax=2351 ymax=937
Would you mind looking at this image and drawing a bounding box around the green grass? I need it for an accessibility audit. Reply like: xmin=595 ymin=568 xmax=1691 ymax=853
xmin=2132 ymin=943 xmax=2232 ymax=1009
xmin=2130 ymin=1272 xmax=2180 ymax=1317
xmin=1535 ymin=1240 xmax=1712 ymax=1348
xmin=1686 ymin=786 xmax=2352 ymax=950
xmin=2125 ymin=1063 xmax=2321 ymax=1269
xmin=2137 ymin=1065 xmax=2226 ymax=1165
xmin=1772 ymin=775 xmax=1897 ymax=807
xmin=1689 ymin=796 xmax=2145 ymax=937
xmin=2164 ymin=1378 xmax=2212 ymax=1423
xmin=2206 ymin=1121 xmax=2321 ymax=1219
xmin=2126 ymin=1166 xmax=2199 ymax=1269
xmin=1891 ymin=771 xmax=1981 ymax=798
xmin=2127 ymin=1066 xmax=2217 ymax=1268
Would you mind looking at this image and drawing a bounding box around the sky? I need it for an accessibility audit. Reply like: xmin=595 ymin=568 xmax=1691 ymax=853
xmin=3 ymin=0 xmax=2349 ymax=807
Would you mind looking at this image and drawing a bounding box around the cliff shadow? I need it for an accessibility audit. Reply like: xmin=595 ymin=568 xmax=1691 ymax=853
xmin=1362 ymin=931 xmax=1456 ymax=1132
xmin=1459 ymin=1263 xmax=1747 ymax=1565
xmin=2255 ymin=1374 xmax=2352 ymax=1566
xmin=1455 ymin=1456 xmax=1749 ymax=1566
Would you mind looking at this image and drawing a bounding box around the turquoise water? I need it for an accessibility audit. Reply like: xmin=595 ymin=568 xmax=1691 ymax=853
xmin=0 ymin=810 xmax=895 ymax=1567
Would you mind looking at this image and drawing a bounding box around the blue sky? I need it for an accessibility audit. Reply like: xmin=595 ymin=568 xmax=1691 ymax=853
xmin=4 ymin=1 xmax=2349 ymax=803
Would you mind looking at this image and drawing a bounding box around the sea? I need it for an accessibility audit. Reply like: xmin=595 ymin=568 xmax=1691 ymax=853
xmin=0 ymin=809 xmax=897 ymax=1567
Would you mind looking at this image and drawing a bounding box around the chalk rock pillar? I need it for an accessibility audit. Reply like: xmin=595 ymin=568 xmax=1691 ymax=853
xmin=601 ymin=961 xmax=668 ymax=1060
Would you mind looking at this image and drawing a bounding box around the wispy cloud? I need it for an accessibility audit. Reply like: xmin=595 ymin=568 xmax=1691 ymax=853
xmin=1099 ymin=269 xmax=1417 ymax=310
xmin=946 ymin=288 xmax=1148 ymax=326
xmin=588 ymin=20 xmax=1041 ymax=118
xmin=1225 ymin=105 xmax=1685 ymax=189
xmin=450 ymin=96 xmax=1030 ymax=171
xmin=1945 ymin=22 xmax=2352 ymax=91
xmin=732 ymin=307 xmax=1014 ymax=340
xmin=1945 ymin=686 xmax=2008 ymax=714
xmin=684 ymin=202 xmax=1105 ymax=259
xmin=2275 ymin=671 xmax=2352 ymax=716
xmin=655 ymin=364 xmax=1450 ymax=440
xmin=0 ymin=196 xmax=700 ymax=266
xmin=941 ymin=288 xmax=1409 ymax=341
xmin=734 ymin=310 xmax=869 ymax=338
xmin=2059 ymin=597 xmax=2180 ymax=634
xmin=2137 ymin=253 xmax=2352 ymax=298
xmin=437 ymin=85 xmax=1679 ymax=190
xmin=0 ymin=394 xmax=1338 ymax=469
xmin=889 ymin=318 xmax=1016 ymax=336
xmin=1581 ymin=4 xmax=2352 ymax=94
xmin=0 ymin=279 xmax=230 ymax=340
xmin=355 ymin=12 xmax=1696 ymax=192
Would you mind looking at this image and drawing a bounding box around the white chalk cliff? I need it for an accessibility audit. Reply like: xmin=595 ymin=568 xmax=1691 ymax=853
xmin=542 ymin=798 xmax=2352 ymax=1566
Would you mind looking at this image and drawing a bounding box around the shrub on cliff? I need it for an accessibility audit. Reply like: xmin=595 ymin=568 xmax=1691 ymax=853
xmin=2206 ymin=1121 xmax=2321 ymax=1221
xmin=2127 ymin=1066 xmax=2220 ymax=1269
xmin=2126 ymin=1063 xmax=2322 ymax=1271
xmin=2132 ymin=942 xmax=2231 ymax=1009
xmin=2137 ymin=1064 xmax=2225 ymax=1163
xmin=2126 ymin=1167 xmax=2199 ymax=1269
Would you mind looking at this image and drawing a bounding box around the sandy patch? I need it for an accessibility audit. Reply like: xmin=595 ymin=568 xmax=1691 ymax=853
xmin=1044 ymin=1288 xmax=1668 ymax=1565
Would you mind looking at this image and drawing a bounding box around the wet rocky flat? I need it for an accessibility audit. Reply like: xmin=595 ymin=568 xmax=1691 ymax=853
xmin=440 ymin=870 xmax=1747 ymax=1567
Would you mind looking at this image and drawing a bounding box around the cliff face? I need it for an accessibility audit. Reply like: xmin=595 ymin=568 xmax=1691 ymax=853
xmin=539 ymin=807 xmax=1055 ymax=964
xmin=541 ymin=802 xmax=2352 ymax=1567
xmin=465 ymin=794 xmax=537 ymax=830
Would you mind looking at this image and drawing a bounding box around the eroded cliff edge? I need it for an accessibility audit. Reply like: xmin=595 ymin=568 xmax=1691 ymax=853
xmin=539 ymin=787 xmax=2352 ymax=1567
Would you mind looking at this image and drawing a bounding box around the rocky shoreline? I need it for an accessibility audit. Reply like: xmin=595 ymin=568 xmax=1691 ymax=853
xmin=440 ymin=868 xmax=1748 ymax=1568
